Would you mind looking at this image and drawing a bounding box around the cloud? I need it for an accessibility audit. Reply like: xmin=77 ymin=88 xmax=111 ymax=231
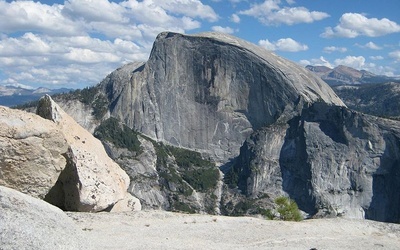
xmin=299 ymin=59 xmax=311 ymax=66
xmin=321 ymin=13 xmax=400 ymax=38
xmin=230 ymin=14 xmax=241 ymax=23
xmin=120 ymin=0 xmax=218 ymax=27
xmin=370 ymin=56 xmax=384 ymax=60
xmin=356 ymin=41 xmax=382 ymax=50
xmin=334 ymin=55 xmax=366 ymax=69
xmin=155 ymin=0 xmax=219 ymax=22
xmin=364 ymin=42 xmax=382 ymax=50
xmin=0 ymin=0 xmax=83 ymax=36
xmin=389 ymin=50 xmax=400 ymax=62
xmin=211 ymin=26 xmax=235 ymax=34
xmin=239 ymin=0 xmax=329 ymax=26
xmin=0 ymin=33 xmax=51 ymax=57
xmin=0 ymin=0 xmax=218 ymax=88
xmin=0 ymin=33 xmax=150 ymax=87
xmin=306 ymin=56 xmax=333 ymax=68
xmin=64 ymin=48 xmax=121 ymax=64
xmin=259 ymin=38 xmax=308 ymax=52
xmin=323 ymin=46 xmax=347 ymax=53
xmin=63 ymin=0 xmax=127 ymax=23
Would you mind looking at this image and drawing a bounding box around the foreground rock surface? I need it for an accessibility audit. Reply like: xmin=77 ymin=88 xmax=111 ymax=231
xmin=68 ymin=210 xmax=400 ymax=250
xmin=0 ymin=106 xmax=68 ymax=199
xmin=37 ymin=95 xmax=140 ymax=212
xmin=0 ymin=185 xmax=88 ymax=250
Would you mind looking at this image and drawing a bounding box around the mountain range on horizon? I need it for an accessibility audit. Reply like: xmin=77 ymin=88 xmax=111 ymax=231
xmin=306 ymin=64 xmax=400 ymax=86
xmin=0 ymin=85 xmax=72 ymax=107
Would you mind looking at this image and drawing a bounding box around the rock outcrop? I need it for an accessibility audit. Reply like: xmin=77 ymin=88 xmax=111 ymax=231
xmin=37 ymin=95 xmax=140 ymax=212
xmin=99 ymin=32 xmax=344 ymax=163
xmin=101 ymin=134 xmax=169 ymax=210
xmin=0 ymin=106 xmax=68 ymax=199
xmin=0 ymin=185 xmax=88 ymax=250
xmin=95 ymin=118 xmax=221 ymax=213
xmin=228 ymin=102 xmax=400 ymax=222
xmin=42 ymin=31 xmax=400 ymax=222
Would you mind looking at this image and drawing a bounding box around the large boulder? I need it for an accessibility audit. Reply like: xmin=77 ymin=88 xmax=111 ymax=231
xmin=102 ymin=135 xmax=168 ymax=210
xmin=37 ymin=95 xmax=140 ymax=212
xmin=0 ymin=185 xmax=88 ymax=250
xmin=0 ymin=106 xmax=68 ymax=199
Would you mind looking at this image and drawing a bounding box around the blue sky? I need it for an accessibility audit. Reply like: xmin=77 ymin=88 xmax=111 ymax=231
xmin=0 ymin=0 xmax=399 ymax=89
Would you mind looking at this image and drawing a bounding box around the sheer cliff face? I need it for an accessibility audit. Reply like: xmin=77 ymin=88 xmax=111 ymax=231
xmin=51 ymin=31 xmax=400 ymax=222
xmin=232 ymin=103 xmax=400 ymax=222
xmin=103 ymin=32 xmax=344 ymax=162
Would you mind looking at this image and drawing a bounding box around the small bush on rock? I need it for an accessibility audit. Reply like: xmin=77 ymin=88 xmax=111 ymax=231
xmin=274 ymin=196 xmax=302 ymax=222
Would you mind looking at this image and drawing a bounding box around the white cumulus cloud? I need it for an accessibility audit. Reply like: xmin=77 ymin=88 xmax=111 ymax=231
xmin=63 ymin=0 xmax=127 ymax=23
xmin=364 ymin=42 xmax=382 ymax=50
xmin=239 ymin=0 xmax=329 ymax=26
xmin=155 ymin=0 xmax=219 ymax=22
xmin=323 ymin=46 xmax=347 ymax=53
xmin=230 ymin=14 xmax=241 ymax=23
xmin=308 ymin=56 xmax=333 ymax=68
xmin=259 ymin=38 xmax=308 ymax=52
xmin=389 ymin=50 xmax=400 ymax=62
xmin=211 ymin=26 xmax=235 ymax=34
xmin=0 ymin=0 xmax=83 ymax=36
xmin=370 ymin=56 xmax=384 ymax=60
xmin=0 ymin=0 xmax=218 ymax=88
xmin=321 ymin=13 xmax=400 ymax=38
xmin=334 ymin=56 xmax=366 ymax=69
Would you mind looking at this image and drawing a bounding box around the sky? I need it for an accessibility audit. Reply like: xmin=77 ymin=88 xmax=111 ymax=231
xmin=0 ymin=0 xmax=399 ymax=89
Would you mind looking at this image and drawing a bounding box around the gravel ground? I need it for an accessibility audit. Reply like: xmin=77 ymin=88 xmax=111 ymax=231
xmin=67 ymin=210 xmax=400 ymax=250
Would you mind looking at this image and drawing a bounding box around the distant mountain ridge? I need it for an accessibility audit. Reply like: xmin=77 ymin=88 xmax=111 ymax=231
xmin=332 ymin=82 xmax=400 ymax=119
xmin=0 ymin=85 xmax=72 ymax=107
xmin=306 ymin=65 xmax=400 ymax=86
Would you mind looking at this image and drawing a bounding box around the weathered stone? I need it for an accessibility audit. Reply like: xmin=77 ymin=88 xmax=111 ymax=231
xmin=109 ymin=193 xmax=142 ymax=212
xmin=0 ymin=185 xmax=88 ymax=250
xmin=231 ymin=103 xmax=400 ymax=222
xmin=99 ymin=32 xmax=344 ymax=163
xmin=0 ymin=106 xmax=68 ymax=199
xmin=103 ymin=135 xmax=169 ymax=210
xmin=37 ymin=95 xmax=140 ymax=212
xmin=40 ymin=31 xmax=400 ymax=222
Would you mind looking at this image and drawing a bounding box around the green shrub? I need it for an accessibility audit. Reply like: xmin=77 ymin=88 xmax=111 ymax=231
xmin=94 ymin=118 xmax=141 ymax=153
xmin=62 ymin=87 xmax=108 ymax=120
xmin=224 ymin=165 xmax=240 ymax=188
xmin=182 ymin=168 xmax=220 ymax=192
xmin=258 ymin=208 xmax=274 ymax=220
xmin=151 ymin=141 xmax=219 ymax=193
xmin=172 ymin=201 xmax=196 ymax=214
xmin=166 ymin=145 xmax=214 ymax=169
xmin=274 ymin=196 xmax=302 ymax=221
xmin=92 ymin=94 xmax=108 ymax=120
